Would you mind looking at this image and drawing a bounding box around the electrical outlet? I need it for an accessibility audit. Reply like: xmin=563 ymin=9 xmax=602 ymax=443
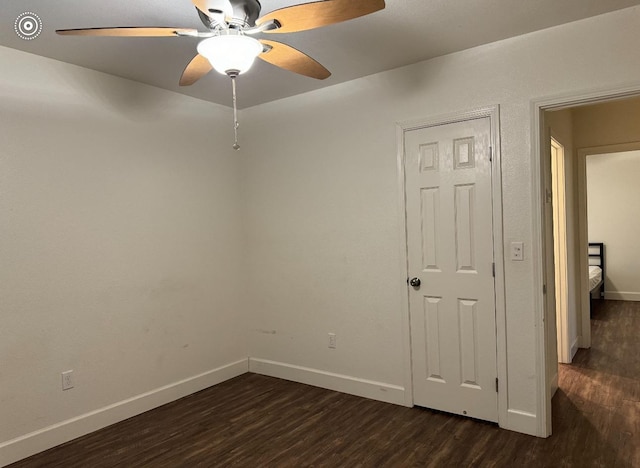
xmin=511 ymin=242 xmax=524 ymax=261
xmin=62 ymin=370 xmax=74 ymax=390
xmin=328 ymin=333 xmax=337 ymax=349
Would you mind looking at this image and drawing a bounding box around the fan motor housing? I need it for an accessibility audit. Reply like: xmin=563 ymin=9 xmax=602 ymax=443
xmin=229 ymin=0 xmax=262 ymax=28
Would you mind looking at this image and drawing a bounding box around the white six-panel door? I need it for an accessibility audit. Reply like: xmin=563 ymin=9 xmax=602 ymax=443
xmin=404 ymin=116 xmax=498 ymax=422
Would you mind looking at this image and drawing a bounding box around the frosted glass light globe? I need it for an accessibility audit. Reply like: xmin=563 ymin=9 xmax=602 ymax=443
xmin=197 ymin=34 xmax=262 ymax=76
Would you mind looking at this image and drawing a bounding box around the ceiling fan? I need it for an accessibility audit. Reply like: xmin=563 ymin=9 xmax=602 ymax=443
xmin=56 ymin=0 xmax=386 ymax=148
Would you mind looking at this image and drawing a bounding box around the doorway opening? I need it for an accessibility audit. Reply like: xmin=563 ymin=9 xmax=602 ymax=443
xmin=536 ymin=90 xmax=640 ymax=437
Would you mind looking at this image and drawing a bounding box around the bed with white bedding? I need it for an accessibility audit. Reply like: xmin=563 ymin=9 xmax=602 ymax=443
xmin=588 ymin=243 xmax=605 ymax=316
xmin=588 ymin=242 xmax=605 ymax=298
xmin=589 ymin=265 xmax=603 ymax=293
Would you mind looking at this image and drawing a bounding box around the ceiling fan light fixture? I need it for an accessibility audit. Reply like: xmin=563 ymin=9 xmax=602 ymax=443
xmin=197 ymin=34 xmax=262 ymax=76
xmin=57 ymin=0 xmax=387 ymax=150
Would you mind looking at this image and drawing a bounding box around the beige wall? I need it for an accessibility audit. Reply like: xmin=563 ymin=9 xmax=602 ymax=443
xmin=586 ymin=151 xmax=640 ymax=300
xmin=573 ymin=96 xmax=640 ymax=148
xmin=0 ymin=46 xmax=247 ymax=463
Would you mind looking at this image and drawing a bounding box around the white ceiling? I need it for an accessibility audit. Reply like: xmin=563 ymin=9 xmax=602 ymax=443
xmin=1 ymin=0 xmax=639 ymax=108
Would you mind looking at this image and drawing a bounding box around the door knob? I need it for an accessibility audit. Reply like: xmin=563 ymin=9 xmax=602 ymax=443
xmin=409 ymin=277 xmax=421 ymax=288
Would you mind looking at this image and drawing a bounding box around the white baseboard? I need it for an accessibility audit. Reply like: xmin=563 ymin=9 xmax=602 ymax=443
xmin=604 ymin=291 xmax=640 ymax=302
xmin=550 ymin=373 xmax=559 ymax=399
xmin=0 ymin=359 xmax=248 ymax=468
xmin=577 ymin=334 xmax=589 ymax=349
xmin=570 ymin=337 xmax=580 ymax=360
xmin=504 ymin=409 xmax=538 ymax=437
xmin=250 ymin=359 xmax=543 ymax=437
xmin=248 ymin=358 xmax=406 ymax=406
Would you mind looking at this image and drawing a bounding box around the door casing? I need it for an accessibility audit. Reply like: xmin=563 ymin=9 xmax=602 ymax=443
xmin=396 ymin=106 xmax=507 ymax=428
xmin=551 ymin=136 xmax=571 ymax=365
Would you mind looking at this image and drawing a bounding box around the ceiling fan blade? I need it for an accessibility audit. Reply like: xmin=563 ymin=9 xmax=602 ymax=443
xmin=259 ymin=40 xmax=330 ymax=80
xmin=180 ymin=54 xmax=213 ymax=86
xmin=56 ymin=27 xmax=197 ymax=37
xmin=256 ymin=0 xmax=385 ymax=34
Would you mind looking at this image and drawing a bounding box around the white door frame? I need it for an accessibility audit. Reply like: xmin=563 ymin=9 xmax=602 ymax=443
xmin=396 ymin=105 xmax=508 ymax=426
xmin=551 ymin=137 xmax=571 ymax=364
xmin=532 ymin=84 xmax=640 ymax=437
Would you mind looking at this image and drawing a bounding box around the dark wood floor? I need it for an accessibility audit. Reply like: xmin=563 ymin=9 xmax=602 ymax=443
xmin=9 ymin=300 xmax=639 ymax=467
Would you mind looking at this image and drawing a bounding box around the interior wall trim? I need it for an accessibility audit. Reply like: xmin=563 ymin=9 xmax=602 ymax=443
xmin=506 ymin=409 xmax=538 ymax=437
xmin=0 ymin=359 xmax=249 ymax=467
xmin=604 ymin=292 xmax=640 ymax=301
xmin=249 ymin=358 xmax=407 ymax=406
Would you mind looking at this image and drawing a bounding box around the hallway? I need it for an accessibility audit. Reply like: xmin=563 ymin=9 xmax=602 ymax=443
xmin=553 ymin=299 xmax=639 ymax=466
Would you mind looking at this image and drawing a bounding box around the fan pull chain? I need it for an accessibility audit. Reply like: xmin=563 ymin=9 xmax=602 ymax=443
xmin=231 ymin=75 xmax=240 ymax=151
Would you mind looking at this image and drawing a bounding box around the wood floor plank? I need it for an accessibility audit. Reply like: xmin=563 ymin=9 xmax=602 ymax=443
xmin=8 ymin=299 xmax=639 ymax=467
